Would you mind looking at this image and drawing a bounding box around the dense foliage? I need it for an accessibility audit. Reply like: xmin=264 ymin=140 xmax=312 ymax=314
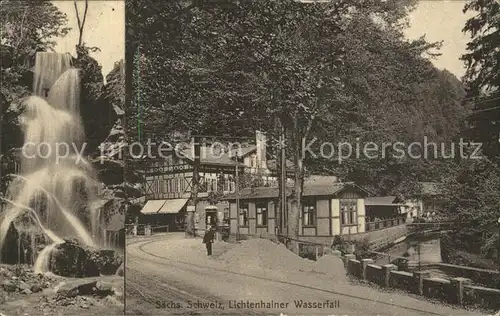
xmin=461 ymin=0 xmax=500 ymax=162
xmin=441 ymin=157 xmax=500 ymax=262
xmin=441 ymin=0 xmax=500 ymax=265
xmin=461 ymin=0 xmax=500 ymax=96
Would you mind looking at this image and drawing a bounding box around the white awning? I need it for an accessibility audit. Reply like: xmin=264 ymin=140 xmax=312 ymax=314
xmin=158 ymin=199 xmax=189 ymax=214
xmin=141 ymin=200 xmax=167 ymax=214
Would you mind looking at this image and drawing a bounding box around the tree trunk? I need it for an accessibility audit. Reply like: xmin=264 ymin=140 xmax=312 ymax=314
xmin=186 ymin=137 xmax=200 ymax=236
xmin=287 ymin=117 xmax=305 ymax=254
xmin=276 ymin=122 xmax=283 ymax=236
xmin=74 ymin=0 xmax=88 ymax=54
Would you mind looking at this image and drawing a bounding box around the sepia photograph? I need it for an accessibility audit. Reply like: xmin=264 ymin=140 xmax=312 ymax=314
xmin=1 ymin=0 xmax=125 ymax=315
xmin=124 ymin=0 xmax=499 ymax=315
xmin=2 ymin=0 xmax=499 ymax=315
xmin=123 ymin=0 xmax=500 ymax=315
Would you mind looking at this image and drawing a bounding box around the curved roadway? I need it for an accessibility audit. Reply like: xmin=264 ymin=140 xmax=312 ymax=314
xmin=125 ymin=233 xmax=485 ymax=316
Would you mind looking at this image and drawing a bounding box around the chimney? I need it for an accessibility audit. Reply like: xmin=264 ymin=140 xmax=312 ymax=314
xmin=255 ymin=131 xmax=267 ymax=170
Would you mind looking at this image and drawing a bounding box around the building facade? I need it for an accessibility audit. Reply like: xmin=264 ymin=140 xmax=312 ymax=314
xmin=138 ymin=131 xmax=293 ymax=231
xmin=223 ymin=183 xmax=376 ymax=239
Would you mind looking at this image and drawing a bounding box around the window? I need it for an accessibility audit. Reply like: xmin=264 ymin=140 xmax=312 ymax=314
xmin=340 ymin=199 xmax=357 ymax=225
xmin=239 ymin=203 xmax=249 ymax=227
xmin=159 ymin=178 xmax=165 ymax=193
xmin=223 ymin=208 xmax=230 ymax=225
xmin=256 ymin=202 xmax=268 ymax=226
xmin=209 ymin=178 xmax=213 ymax=192
xmin=302 ymin=200 xmax=316 ymax=226
xmin=224 ymin=176 xmax=230 ymax=192
xmin=198 ymin=177 xmax=207 ymax=192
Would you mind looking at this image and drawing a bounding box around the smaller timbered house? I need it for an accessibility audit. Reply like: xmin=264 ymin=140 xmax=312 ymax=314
xmin=223 ymin=182 xmax=375 ymax=243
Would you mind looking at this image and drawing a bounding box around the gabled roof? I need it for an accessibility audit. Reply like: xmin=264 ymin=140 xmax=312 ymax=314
xmin=223 ymin=182 xmax=373 ymax=200
xmin=229 ymin=146 xmax=256 ymax=158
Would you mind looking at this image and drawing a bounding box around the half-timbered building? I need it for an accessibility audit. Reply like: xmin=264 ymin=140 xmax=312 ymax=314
xmin=138 ymin=131 xmax=293 ymax=232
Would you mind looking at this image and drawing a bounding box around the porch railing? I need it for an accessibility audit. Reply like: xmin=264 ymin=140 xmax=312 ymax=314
xmin=365 ymin=215 xmax=407 ymax=232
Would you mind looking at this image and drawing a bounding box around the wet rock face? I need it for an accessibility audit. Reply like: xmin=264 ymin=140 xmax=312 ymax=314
xmin=74 ymin=54 xmax=113 ymax=154
xmin=0 ymin=222 xmax=48 ymax=265
xmin=0 ymin=223 xmax=20 ymax=265
xmin=48 ymin=240 xmax=123 ymax=278
xmin=75 ymin=56 xmax=124 ymax=155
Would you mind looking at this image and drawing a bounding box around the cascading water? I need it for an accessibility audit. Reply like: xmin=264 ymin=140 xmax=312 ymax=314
xmin=33 ymin=52 xmax=73 ymax=97
xmin=0 ymin=52 xmax=103 ymax=273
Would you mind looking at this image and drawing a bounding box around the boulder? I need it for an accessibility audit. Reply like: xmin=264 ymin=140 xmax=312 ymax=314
xmin=21 ymin=288 xmax=32 ymax=295
xmin=56 ymin=278 xmax=118 ymax=298
xmin=47 ymin=240 xmax=124 ymax=277
xmin=94 ymin=281 xmax=115 ymax=297
xmin=56 ymin=279 xmax=98 ymax=298
xmin=2 ymin=280 xmax=17 ymax=292
xmin=87 ymin=250 xmax=123 ymax=276
xmin=30 ymin=284 xmax=43 ymax=293
xmin=17 ymin=280 xmax=30 ymax=291
xmin=49 ymin=241 xmax=99 ymax=278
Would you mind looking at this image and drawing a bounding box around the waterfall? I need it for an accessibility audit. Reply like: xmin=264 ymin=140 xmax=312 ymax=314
xmin=33 ymin=52 xmax=73 ymax=97
xmin=47 ymin=68 xmax=85 ymax=144
xmin=0 ymin=52 xmax=102 ymax=272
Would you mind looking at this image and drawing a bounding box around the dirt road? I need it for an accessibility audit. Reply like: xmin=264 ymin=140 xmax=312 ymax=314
xmin=125 ymin=233 xmax=484 ymax=316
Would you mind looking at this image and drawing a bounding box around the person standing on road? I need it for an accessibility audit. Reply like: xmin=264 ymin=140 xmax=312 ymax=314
xmin=203 ymin=226 xmax=215 ymax=256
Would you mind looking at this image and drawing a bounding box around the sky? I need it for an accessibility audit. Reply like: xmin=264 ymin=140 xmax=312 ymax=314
xmin=51 ymin=0 xmax=125 ymax=82
xmin=405 ymin=0 xmax=476 ymax=79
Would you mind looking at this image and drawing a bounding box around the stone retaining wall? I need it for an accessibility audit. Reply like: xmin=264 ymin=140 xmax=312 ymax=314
xmin=342 ymin=254 xmax=500 ymax=311
xmin=424 ymin=263 xmax=500 ymax=289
